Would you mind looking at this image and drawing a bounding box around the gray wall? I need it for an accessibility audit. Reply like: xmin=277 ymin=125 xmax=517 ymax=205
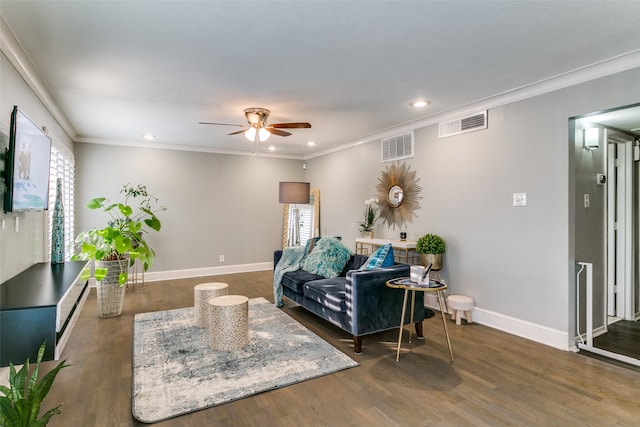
xmin=0 ymin=52 xmax=74 ymax=283
xmin=2 ymin=29 xmax=640 ymax=349
xmin=74 ymin=143 xmax=305 ymax=273
xmin=306 ymin=67 xmax=640 ymax=344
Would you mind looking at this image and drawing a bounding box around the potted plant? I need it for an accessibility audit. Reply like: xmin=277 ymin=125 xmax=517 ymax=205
xmin=0 ymin=342 xmax=69 ymax=427
xmin=416 ymin=233 xmax=446 ymax=270
xmin=73 ymin=184 xmax=165 ymax=318
xmin=358 ymin=198 xmax=379 ymax=239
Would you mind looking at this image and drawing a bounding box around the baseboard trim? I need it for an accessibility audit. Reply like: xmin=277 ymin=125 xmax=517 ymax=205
xmin=425 ymin=298 xmax=569 ymax=351
xmin=134 ymin=262 xmax=273 ymax=283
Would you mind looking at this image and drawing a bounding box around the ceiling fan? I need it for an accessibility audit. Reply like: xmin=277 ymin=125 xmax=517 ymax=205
xmin=199 ymin=108 xmax=311 ymax=142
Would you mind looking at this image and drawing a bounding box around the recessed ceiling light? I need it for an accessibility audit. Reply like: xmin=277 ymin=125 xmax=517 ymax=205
xmin=143 ymin=134 xmax=156 ymax=140
xmin=306 ymin=141 xmax=316 ymax=146
xmin=267 ymin=145 xmax=276 ymax=151
xmin=412 ymin=100 xmax=429 ymax=108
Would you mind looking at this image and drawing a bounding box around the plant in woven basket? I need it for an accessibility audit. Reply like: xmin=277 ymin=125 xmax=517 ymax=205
xmin=73 ymin=183 xmax=165 ymax=286
xmin=0 ymin=342 xmax=69 ymax=427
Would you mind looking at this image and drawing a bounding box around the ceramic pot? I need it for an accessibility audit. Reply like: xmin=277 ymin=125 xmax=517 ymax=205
xmin=421 ymin=253 xmax=443 ymax=271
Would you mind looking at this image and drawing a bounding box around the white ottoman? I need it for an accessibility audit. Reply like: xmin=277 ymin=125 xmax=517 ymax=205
xmin=447 ymin=295 xmax=474 ymax=325
xmin=208 ymin=295 xmax=249 ymax=351
xmin=194 ymin=282 xmax=229 ymax=327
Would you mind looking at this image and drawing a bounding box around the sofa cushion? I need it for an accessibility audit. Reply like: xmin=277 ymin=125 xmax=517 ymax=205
xmin=303 ymin=278 xmax=347 ymax=313
xmin=342 ymin=254 xmax=369 ymax=274
xmin=302 ymin=237 xmax=352 ymax=278
xmin=282 ymin=269 xmax=325 ymax=294
xmin=359 ymin=244 xmax=395 ymax=270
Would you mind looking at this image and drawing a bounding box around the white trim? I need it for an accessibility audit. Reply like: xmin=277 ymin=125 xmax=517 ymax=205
xmin=89 ymin=262 xmax=273 ymax=287
xmin=0 ymin=16 xmax=77 ymax=139
xmin=75 ymin=137 xmax=302 ymax=159
xmin=426 ymin=300 xmax=569 ymax=351
xmin=305 ymin=51 xmax=640 ymax=160
xmin=578 ymin=343 xmax=640 ymax=368
xmin=3 ymin=12 xmax=639 ymax=159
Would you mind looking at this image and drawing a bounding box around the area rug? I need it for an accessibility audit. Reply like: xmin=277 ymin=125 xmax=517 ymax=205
xmin=132 ymin=297 xmax=358 ymax=423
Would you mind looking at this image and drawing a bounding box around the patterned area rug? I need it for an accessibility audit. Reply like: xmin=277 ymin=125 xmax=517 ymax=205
xmin=132 ymin=297 xmax=358 ymax=423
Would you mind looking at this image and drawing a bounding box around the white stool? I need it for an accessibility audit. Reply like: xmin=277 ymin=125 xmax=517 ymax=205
xmin=194 ymin=282 xmax=229 ymax=327
xmin=208 ymin=295 xmax=249 ymax=351
xmin=447 ymin=295 xmax=474 ymax=325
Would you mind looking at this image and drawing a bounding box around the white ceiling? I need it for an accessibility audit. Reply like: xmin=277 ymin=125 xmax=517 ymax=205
xmin=1 ymin=1 xmax=640 ymax=158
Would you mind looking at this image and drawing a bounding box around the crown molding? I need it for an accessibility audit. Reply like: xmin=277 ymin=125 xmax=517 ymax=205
xmin=75 ymin=136 xmax=304 ymax=159
xmin=0 ymin=15 xmax=77 ymax=139
xmin=3 ymin=13 xmax=638 ymax=160
xmin=304 ymin=50 xmax=640 ymax=160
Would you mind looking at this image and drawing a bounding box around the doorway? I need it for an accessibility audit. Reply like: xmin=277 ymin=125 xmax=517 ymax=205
xmin=574 ymin=102 xmax=640 ymax=365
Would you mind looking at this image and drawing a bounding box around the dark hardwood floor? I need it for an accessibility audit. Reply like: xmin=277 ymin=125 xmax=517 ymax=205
xmin=594 ymin=319 xmax=640 ymax=360
xmin=41 ymin=271 xmax=640 ymax=426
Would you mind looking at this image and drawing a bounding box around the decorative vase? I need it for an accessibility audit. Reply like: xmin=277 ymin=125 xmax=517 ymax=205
xmin=421 ymin=253 xmax=443 ymax=270
xmin=50 ymin=178 xmax=65 ymax=264
xmin=362 ymin=230 xmax=374 ymax=239
xmin=95 ymin=258 xmax=128 ymax=318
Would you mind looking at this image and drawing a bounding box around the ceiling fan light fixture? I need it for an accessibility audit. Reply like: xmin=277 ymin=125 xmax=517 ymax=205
xmin=244 ymin=126 xmax=271 ymax=142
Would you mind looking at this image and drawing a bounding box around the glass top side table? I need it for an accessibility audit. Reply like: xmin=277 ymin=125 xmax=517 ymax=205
xmin=386 ymin=277 xmax=454 ymax=363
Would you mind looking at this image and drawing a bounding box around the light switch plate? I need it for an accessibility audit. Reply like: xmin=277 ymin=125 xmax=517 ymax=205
xmin=513 ymin=193 xmax=527 ymax=207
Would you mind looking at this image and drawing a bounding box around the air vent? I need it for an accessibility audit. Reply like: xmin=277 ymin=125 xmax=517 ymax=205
xmin=439 ymin=110 xmax=488 ymax=138
xmin=382 ymin=133 xmax=413 ymax=162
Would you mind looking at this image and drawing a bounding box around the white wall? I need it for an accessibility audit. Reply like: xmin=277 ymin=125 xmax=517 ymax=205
xmin=306 ymin=67 xmax=640 ymax=349
xmin=0 ymin=52 xmax=74 ymax=283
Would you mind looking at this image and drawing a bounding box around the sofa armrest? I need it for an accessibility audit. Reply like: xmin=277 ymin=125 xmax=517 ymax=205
xmin=274 ymin=250 xmax=283 ymax=268
xmin=345 ymin=264 xmax=424 ymax=336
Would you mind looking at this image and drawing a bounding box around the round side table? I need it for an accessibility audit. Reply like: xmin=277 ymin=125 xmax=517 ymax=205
xmin=194 ymin=282 xmax=229 ymax=327
xmin=208 ymin=295 xmax=249 ymax=352
xmin=386 ymin=277 xmax=454 ymax=363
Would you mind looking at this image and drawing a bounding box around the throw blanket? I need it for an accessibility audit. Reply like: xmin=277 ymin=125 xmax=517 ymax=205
xmin=273 ymin=246 xmax=305 ymax=307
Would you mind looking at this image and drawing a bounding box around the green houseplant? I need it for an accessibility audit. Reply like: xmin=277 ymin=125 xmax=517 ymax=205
xmin=416 ymin=233 xmax=446 ymax=270
xmin=0 ymin=342 xmax=69 ymax=427
xmin=73 ymin=184 xmax=165 ymax=317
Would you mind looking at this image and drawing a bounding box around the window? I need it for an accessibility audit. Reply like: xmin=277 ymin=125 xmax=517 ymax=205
xmin=48 ymin=143 xmax=75 ymax=261
xmin=287 ymin=203 xmax=314 ymax=247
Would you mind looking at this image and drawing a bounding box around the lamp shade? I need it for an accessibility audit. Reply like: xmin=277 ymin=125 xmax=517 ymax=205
xmin=279 ymin=182 xmax=310 ymax=204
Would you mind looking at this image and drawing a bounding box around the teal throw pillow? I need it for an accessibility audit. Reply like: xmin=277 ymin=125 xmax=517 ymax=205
xmin=302 ymin=237 xmax=352 ymax=278
xmin=359 ymin=244 xmax=395 ymax=270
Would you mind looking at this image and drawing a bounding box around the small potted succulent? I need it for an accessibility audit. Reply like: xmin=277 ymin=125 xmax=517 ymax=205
xmin=73 ymin=184 xmax=165 ymax=318
xmin=416 ymin=233 xmax=446 ymax=270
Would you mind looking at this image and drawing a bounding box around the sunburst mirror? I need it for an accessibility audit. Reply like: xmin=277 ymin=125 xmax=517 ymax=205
xmin=375 ymin=162 xmax=422 ymax=229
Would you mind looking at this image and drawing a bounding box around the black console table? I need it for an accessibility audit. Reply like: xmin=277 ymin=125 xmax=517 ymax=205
xmin=0 ymin=261 xmax=89 ymax=366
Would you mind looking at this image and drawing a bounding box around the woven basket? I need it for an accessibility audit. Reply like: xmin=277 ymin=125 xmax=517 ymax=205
xmin=96 ymin=258 xmax=128 ymax=318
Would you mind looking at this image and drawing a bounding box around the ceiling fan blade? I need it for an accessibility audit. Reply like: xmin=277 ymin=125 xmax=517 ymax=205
xmin=267 ymin=128 xmax=292 ymax=137
xmin=199 ymin=121 xmax=244 ymax=127
xmin=228 ymin=128 xmax=249 ymax=136
xmin=268 ymin=122 xmax=312 ymax=129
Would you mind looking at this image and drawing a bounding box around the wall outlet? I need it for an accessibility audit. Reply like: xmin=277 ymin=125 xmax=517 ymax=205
xmin=219 ymin=255 xmax=224 ymax=263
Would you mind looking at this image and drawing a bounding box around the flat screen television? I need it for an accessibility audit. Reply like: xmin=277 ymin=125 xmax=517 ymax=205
xmin=3 ymin=106 xmax=52 ymax=212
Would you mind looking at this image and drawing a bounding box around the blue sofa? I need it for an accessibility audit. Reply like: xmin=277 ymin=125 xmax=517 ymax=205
xmin=274 ymin=250 xmax=429 ymax=353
